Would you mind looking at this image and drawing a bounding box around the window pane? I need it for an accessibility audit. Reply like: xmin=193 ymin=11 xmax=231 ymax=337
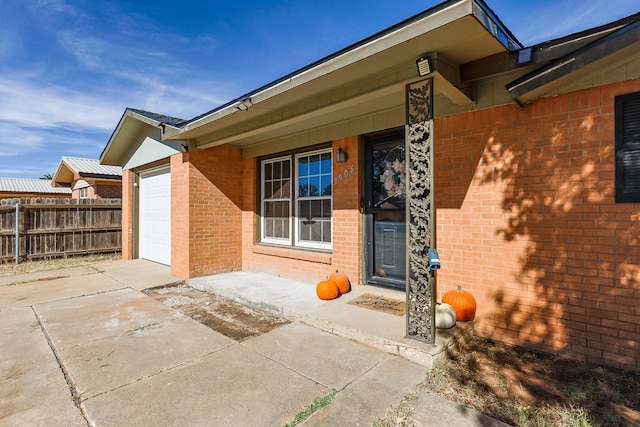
xmin=299 ymin=177 xmax=309 ymax=197
xmin=322 ymin=199 xmax=331 ymax=217
xmin=282 ymin=179 xmax=291 ymax=198
xmin=299 ymin=200 xmax=310 ymax=219
xmin=279 ymin=201 xmax=289 ymax=218
xmin=299 ymin=219 xmax=310 ymax=241
xmin=273 ymin=218 xmax=282 ymax=237
xmin=283 ymin=160 xmax=291 ymax=178
xmin=321 ymin=175 xmax=331 ymax=196
xmin=273 ymin=162 xmax=281 ymax=179
xmin=309 ymin=155 xmax=320 ymax=174
xmin=272 ymin=181 xmax=282 ymax=198
xmin=322 ymin=221 xmax=332 ymax=242
xmin=310 ymin=200 xmax=322 ymax=218
xmin=308 ymin=176 xmax=320 ymax=197
xmin=264 ymin=163 xmax=272 ymax=180
xmin=264 ymin=182 xmax=272 ymax=199
xmin=309 ymin=221 xmax=321 ymax=241
xmin=321 ymin=153 xmax=331 ymax=173
xmin=265 ymin=218 xmax=273 ymax=237
xmin=299 ymin=157 xmax=308 ymax=176
xmin=283 ymin=219 xmax=290 ymax=238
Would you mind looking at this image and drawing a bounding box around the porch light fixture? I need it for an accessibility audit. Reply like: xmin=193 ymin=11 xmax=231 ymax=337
xmin=180 ymin=144 xmax=189 ymax=153
xmin=336 ymin=147 xmax=347 ymax=163
xmin=236 ymin=97 xmax=253 ymax=111
xmin=416 ymin=56 xmax=433 ymax=77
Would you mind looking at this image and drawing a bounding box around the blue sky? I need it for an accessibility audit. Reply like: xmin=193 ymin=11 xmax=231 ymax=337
xmin=1 ymin=0 xmax=638 ymax=179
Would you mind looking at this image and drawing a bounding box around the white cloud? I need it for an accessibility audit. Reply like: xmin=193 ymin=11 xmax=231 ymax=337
xmin=57 ymin=32 xmax=106 ymax=70
xmin=0 ymin=75 xmax=122 ymax=132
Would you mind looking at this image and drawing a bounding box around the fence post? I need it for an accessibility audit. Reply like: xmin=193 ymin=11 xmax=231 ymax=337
xmin=14 ymin=203 xmax=20 ymax=264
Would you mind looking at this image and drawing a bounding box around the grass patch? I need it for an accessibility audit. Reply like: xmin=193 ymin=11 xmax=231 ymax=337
xmin=126 ymin=323 xmax=161 ymax=335
xmin=0 ymin=253 xmax=120 ymax=276
xmin=373 ymin=393 xmax=417 ymax=427
xmin=282 ymin=391 xmax=336 ymax=427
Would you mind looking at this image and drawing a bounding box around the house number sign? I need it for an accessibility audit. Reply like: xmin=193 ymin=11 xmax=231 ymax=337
xmin=335 ymin=164 xmax=355 ymax=184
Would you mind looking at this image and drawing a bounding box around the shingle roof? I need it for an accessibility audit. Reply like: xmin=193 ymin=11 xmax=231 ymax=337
xmin=0 ymin=178 xmax=72 ymax=194
xmin=128 ymin=109 xmax=187 ymax=127
xmin=62 ymin=157 xmax=122 ymax=177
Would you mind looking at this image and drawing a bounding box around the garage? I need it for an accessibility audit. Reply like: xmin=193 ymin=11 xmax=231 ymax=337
xmin=139 ymin=167 xmax=171 ymax=265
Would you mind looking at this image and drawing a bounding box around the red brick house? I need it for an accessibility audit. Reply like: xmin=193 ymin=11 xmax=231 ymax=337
xmin=52 ymin=157 xmax=122 ymax=200
xmin=101 ymin=0 xmax=640 ymax=371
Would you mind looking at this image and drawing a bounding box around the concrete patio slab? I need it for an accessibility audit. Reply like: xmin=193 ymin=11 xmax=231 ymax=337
xmin=0 ymin=273 xmax=126 ymax=310
xmin=0 ymin=265 xmax=97 ymax=287
xmin=411 ymin=393 xmax=513 ymax=427
xmin=82 ymin=343 xmax=330 ymax=427
xmin=305 ymin=356 xmax=426 ymax=425
xmin=244 ymin=321 xmax=389 ymax=391
xmin=35 ymin=289 xmax=236 ymax=399
xmin=34 ymin=288 xmax=183 ymax=346
xmin=53 ymin=316 xmax=235 ymax=400
xmin=0 ymin=259 xmax=508 ymax=427
xmin=0 ymin=308 xmax=85 ymax=427
xmin=94 ymin=258 xmax=182 ymax=290
xmin=191 ymin=271 xmax=473 ymax=367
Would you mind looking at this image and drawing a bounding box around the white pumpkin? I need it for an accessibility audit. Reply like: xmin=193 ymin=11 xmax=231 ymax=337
xmin=435 ymin=303 xmax=457 ymax=329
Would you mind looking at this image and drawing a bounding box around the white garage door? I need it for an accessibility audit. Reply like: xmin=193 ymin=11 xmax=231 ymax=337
xmin=139 ymin=167 xmax=171 ymax=265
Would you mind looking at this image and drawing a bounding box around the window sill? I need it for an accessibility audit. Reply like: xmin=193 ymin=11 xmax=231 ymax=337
xmin=252 ymin=244 xmax=332 ymax=264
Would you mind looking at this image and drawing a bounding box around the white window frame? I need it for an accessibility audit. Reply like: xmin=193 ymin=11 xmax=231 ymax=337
xmin=259 ymin=148 xmax=332 ymax=250
xmin=260 ymin=156 xmax=292 ymax=245
xmin=294 ymin=149 xmax=332 ymax=250
xmin=80 ymin=187 xmax=88 ymax=199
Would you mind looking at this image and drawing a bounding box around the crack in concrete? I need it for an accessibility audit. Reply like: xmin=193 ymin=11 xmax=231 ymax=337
xmin=31 ymin=306 xmax=95 ymax=427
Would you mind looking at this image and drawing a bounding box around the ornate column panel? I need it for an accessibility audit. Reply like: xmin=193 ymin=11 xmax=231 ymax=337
xmin=405 ymin=78 xmax=436 ymax=344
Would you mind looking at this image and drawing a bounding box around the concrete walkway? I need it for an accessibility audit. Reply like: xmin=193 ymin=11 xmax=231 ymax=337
xmin=0 ymin=259 xmax=511 ymax=426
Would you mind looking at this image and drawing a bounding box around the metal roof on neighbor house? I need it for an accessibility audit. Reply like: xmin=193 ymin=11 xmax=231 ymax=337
xmin=0 ymin=178 xmax=72 ymax=194
xmin=61 ymin=157 xmax=122 ymax=177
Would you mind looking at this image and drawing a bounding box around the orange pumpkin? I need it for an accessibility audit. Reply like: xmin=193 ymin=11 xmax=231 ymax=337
xmin=316 ymin=279 xmax=340 ymax=300
xmin=329 ymin=270 xmax=350 ymax=294
xmin=442 ymin=285 xmax=477 ymax=321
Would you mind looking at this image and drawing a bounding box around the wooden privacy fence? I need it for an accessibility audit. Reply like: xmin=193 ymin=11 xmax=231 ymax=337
xmin=0 ymin=198 xmax=122 ymax=263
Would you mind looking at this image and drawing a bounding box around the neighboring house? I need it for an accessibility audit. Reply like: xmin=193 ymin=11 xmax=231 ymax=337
xmin=0 ymin=178 xmax=71 ymax=199
xmin=101 ymin=0 xmax=640 ymax=371
xmin=52 ymin=157 xmax=122 ymax=199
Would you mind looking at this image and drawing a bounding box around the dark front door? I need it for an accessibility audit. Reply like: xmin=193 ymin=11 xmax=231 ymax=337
xmin=365 ymin=130 xmax=406 ymax=289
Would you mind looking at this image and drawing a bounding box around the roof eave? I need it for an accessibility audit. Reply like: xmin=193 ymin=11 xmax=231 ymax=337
xmin=100 ymin=108 xmax=170 ymax=166
xmin=507 ymin=20 xmax=640 ymax=104
xmin=165 ymin=0 xmax=519 ymax=142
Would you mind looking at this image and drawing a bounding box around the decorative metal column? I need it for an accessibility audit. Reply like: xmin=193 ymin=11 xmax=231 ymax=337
xmin=405 ymin=77 xmax=436 ymax=344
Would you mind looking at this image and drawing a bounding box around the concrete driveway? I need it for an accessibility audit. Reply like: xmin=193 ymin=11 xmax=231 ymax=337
xmin=0 ymin=259 xmax=426 ymax=426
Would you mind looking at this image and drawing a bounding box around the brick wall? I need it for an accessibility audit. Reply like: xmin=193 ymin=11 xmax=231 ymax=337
xmin=171 ymin=154 xmax=189 ymax=278
xmin=171 ymin=147 xmax=243 ymax=279
xmin=241 ymin=137 xmax=362 ymax=287
xmin=434 ymin=79 xmax=640 ymax=371
xmin=121 ymin=169 xmax=133 ymax=260
xmin=95 ymin=183 xmax=122 ymax=199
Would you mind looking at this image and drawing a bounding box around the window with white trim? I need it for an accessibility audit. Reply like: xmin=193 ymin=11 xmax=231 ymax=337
xmin=80 ymin=187 xmax=88 ymax=199
xmin=260 ymin=148 xmax=332 ymax=249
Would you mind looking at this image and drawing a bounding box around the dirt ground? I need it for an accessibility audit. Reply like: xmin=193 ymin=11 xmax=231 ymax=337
xmin=417 ymin=337 xmax=640 ymax=427
xmin=145 ymin=285 xmax=289 ymax=341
